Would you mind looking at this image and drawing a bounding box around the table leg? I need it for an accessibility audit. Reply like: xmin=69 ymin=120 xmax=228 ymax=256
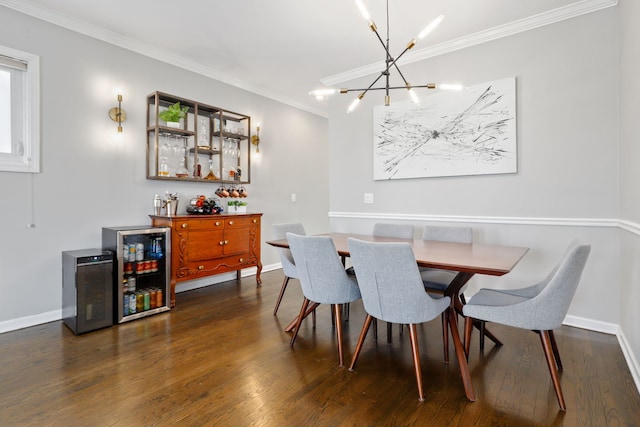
xmin=447 ymin=272 xmax=502 ymax=354
xmin=448 ymin=307 xmax=476 ymax=401
xmin=284 ymin=301 xmax=320 ymax=332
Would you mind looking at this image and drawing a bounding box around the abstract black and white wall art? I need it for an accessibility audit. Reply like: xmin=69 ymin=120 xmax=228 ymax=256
xmin=373 ymin=77 xmax=517 ymax=180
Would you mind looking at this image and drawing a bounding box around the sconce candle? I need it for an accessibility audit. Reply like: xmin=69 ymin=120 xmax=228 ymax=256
xmin=250 ymin=123 xmax=261 ymax=153
xmin=109 ymin=94 xmax=127 ymax=132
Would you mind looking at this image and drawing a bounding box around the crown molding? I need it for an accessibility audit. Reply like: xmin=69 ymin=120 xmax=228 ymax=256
xmin=321 ymin=0 xmax=618 ymax=86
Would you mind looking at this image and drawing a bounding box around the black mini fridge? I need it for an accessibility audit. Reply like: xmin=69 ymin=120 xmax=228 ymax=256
xmin=62 ymin=249 xmax=114 ymax=334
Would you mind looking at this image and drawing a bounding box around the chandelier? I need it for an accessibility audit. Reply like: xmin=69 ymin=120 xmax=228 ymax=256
xmin=310 ymin=0 xmax=461 ymax=113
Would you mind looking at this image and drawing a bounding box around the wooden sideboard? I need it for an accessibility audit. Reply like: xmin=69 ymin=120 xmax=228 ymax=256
xmin=150 ymin=213 xmax=262 ymax=307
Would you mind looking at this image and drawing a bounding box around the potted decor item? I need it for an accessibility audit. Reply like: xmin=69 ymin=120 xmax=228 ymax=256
xmin=159 ymin=102 xmax=189 ymax=128
xmin=227 ymin=200 xmax=247 ymax=213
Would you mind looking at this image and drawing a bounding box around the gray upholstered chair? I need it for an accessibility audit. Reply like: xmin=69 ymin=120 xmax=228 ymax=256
xmin=272 ymin=223 xmax=306 ymax=315
xmin=371 ymin=223 xmax=414 ymax=342
xmin=373 ymin=222 xmax=414 ymax=239
xmin=286 ymin=233 xmax=362 ymax=367
xmin=347 ymin=238 xmax=451 ymax=401
xmin=462 ymin=240 xmax=591 ymax=411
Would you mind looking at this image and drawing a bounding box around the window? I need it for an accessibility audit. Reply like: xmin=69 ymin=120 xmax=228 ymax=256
xmin=0 ymin=46 xmax=40 ymax=173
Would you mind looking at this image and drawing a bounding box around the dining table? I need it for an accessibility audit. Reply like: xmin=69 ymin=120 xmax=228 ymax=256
xmin=266 ymin=232 xmax=529 ymax=402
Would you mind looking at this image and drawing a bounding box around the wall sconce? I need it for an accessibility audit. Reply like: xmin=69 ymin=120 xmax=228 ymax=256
xmin=250 ymin=123 xmax=261 ymax=153
xmin=109 ymin=94 xmax=127 ymax=133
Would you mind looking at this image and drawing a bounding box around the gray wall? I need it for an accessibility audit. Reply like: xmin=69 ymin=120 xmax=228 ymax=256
xmin=0 ymin=7 xmax=329 ymax=329
xmin=328 ymin=8 xmax=626 ymax=338
xmin=619 ymin=0 xmax=640 ymax=381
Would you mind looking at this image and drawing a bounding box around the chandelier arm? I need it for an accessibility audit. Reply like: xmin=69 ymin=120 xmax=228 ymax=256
xmin=342 ymin=85 xmax=435 ymax=92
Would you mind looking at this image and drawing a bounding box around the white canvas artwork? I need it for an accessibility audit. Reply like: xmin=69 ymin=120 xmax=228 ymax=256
xmin=373 ymin=77 xmax=517 ymax=180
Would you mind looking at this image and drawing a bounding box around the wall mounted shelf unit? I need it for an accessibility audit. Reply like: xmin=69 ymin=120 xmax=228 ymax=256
xmin=146 ymin=92 xmax=251 ymax=184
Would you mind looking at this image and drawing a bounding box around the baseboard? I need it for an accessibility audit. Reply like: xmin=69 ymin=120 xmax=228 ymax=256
xmin=563 ymin=314 xmax=619 ymax=334
xmin=0 ymin=309 xmax=61 ymax=334
xmin=617 ymin=328 xmax=640 ymax=394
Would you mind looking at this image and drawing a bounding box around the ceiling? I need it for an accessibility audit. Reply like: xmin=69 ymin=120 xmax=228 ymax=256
xmin=1 ymin=0 xmax=616 ymax=117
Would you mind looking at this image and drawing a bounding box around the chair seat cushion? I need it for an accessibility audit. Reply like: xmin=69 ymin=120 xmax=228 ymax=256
xmin=466 ymin=288 xmax=530 ymax=307
xmin=420 ymin=268 xmax=457 ymax=291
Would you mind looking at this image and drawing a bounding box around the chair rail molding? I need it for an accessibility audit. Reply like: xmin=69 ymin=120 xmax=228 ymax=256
xmin=329 ymin=211 xmax=620 ymax=229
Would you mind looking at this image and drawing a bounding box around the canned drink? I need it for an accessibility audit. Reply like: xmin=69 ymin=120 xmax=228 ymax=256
xmin=143 ymin=290 xmax=151 ymax=311
xmin=123 ymin=293 xmax=130 ymax=316
xmin=129 ymin=293 xmax=137 ymax=314
xmin=149 ymin=289 xmax=157 ymax=309
xmin=144 ymin=260 xmax=151 ymax=273
xmin=128 ymin=276 xmax=136 ymax=292
xmin=136 ymin=292 xmax=144 ymax=312
xmin=136 ymin=243 xmax=144 ymax=261
xmin=123 ymin=244 xmax=129 ymax=262
xmin=124 ymin=263 xmax=133 ymax=274
xmin=136 ymin=261 xmax=145 ymax=274
xmin=156 ymin=289 xmax=163 ymax=307
xmin=151 ymin=260 xmax=158 ymax=272
xmin=128 ymin=245 xmax=136 ymax=262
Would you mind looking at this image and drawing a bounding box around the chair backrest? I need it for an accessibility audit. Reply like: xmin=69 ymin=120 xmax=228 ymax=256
xmin=501 ymin=240 xmax=591 ymax=331
xmin=273 ymin=223 xmax=306 ymax=278
xmin=373 ymin=223 xmax=414 ymax=239
xmin=529 ymin=240 xmax=591 ymax=329
xmin=422 ymin=225 xmax=472 ymax=244
xmin=286 ymin=233 xmax=361 ymax=305
xmin=347 ymin=238 xmax=450 ymax=325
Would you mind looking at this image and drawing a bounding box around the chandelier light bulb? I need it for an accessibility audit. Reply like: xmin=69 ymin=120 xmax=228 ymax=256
xmin=355 ymin=0 xmax=371 ymax=21
xmin=439 ymin=83 xmax=464 ymax=91
xmin=418 ymin=14 xmax=444 ymax=40
xmin=408 ymin=88 xmax=420 ymax=105
xmin=347 ymin=97 xmax=361 ymax=113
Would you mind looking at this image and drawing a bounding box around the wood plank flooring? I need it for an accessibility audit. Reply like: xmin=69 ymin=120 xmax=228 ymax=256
xmin=1 ymin=270 xmax=639 ymax=426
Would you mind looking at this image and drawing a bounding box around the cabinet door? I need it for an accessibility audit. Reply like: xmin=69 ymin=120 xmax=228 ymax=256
xmin=223 ymin=227 xmax=251 ymax=256
xmin=183 ymin=229 xmax=225 ymax=261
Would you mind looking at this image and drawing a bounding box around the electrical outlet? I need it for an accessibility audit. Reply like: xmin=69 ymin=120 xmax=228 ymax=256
xmin=364 ymin=193 xmax=374 ymax=204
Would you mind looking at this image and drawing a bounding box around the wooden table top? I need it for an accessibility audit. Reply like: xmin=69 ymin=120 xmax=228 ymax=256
xmin=266 ymin=232 xmax=529 ymax=277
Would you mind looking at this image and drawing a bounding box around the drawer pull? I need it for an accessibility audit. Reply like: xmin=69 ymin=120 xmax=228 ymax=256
xmin=198 ymin=265 xmax=204 ymax=270
xmin=181 ymin=223 xmax=188 ymax=229
xmin=219 ymin=241 xmax=225 ymax=246
xmin=215 ymin=221 xmax=221 ymax=226
xmin=228 ymin=220 xmax=234 ymax=225
xmin=225 ymin=240 xmax=229 ymax=245
xmin=253 ymin=219 xmax=257 ymax=224
xmin=239 ymin=258 xmax=244 ymax=263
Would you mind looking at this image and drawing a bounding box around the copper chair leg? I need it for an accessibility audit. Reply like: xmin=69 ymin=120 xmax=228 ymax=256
xmin=463 ymin=316 xmax=473 ymax=358
xmin=387 ymin=322 xmax=393 ymax=344
xmin=540 ymin=330 xmax=566 ymax=411
xmin=408 ymin=323 xmax=425 ymax=401
xmin=442 ymin=311 xmax=449 ymax=363
xmin=372 ymin=318 xmax=378 ymax=341
xmin=334 ymin=304 xmax=345 ymax=367
xmin=273 ymin=276 xmax=291 ymax=315
xmin=549 ymin=330 xmax=563 ymax=371
xmin=290 ymin=298 xmax=310 ymax=347
xmin=349 ymin=315 xmax=374 ymax=371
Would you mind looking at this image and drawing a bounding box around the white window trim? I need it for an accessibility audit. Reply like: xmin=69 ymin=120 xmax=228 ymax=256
xmin=0 ymin=45 xmax=40 ymax=173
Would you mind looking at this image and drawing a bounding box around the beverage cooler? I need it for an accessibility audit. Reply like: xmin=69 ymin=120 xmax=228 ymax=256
xmin=102 ymin=226 xmax=171 ymax=323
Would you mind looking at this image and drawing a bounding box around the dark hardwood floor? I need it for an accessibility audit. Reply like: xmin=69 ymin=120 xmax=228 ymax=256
xmin=1 ymin=270 xmax=639 ymax=426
